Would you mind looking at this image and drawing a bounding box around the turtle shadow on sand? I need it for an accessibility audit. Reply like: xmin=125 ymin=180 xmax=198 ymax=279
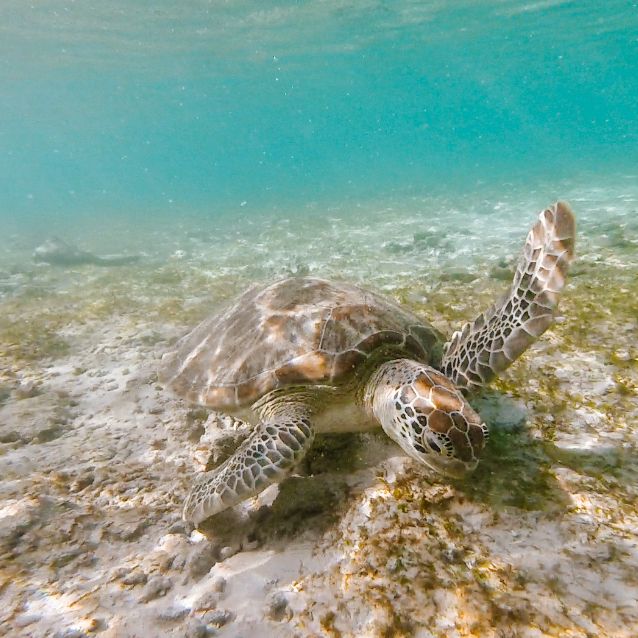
xmin=195 ymin=431 xmax=366 ymax=546
xmin=455 ymin=392 xmax=631 ymax=512
xmin=33 ymin=236 xmax=141 ymax=267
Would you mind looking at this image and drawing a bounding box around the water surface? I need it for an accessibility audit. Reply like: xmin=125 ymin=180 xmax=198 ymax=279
xmin=1 ymin=1 xmax=637 ymax=227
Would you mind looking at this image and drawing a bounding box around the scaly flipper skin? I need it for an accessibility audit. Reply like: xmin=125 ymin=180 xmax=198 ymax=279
xmin=441 ymin=201 xmax=576 ymax=392
xmin=182 ymin=401 xmax=314 ymax=525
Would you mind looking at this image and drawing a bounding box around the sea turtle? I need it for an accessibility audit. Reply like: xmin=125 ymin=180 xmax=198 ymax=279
xmin=160 ymin=202 xmax=575 ymax=525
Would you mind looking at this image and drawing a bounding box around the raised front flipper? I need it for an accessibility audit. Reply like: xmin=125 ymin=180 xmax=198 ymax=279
xmin=182 ymin=404 xmax=314 ymax=525
xmin=441 ymin=202 xmax=576 ymax=392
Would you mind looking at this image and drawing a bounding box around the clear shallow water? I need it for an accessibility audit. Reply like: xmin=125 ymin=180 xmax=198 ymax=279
xmin=1 ymin=1 xmax=637 ymax=225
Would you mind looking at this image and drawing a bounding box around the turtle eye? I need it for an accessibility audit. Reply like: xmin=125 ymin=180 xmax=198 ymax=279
xmin=425 ymin=432 xmax=455 ymax=457
xmin=427 ymin=439 xmax=441 ymax=454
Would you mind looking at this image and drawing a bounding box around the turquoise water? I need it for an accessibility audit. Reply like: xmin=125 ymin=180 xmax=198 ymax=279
xmin=1 ymin=1 xmax=637 ymax=225
xmin=2 ymin=6 xmax=638 ymax=638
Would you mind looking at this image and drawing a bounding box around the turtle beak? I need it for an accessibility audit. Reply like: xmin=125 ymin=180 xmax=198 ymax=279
xmin=418 ymin=452 xmax=478 ymax=479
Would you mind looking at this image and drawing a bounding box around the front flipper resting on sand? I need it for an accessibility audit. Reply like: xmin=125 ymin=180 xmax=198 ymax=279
xmin=441 ymin=201 xmax=576 ymax=392
xmin=182 ymin=401 xmax=315 ymax=525
xmin=33 ymin=236 xmax=141 ymax=267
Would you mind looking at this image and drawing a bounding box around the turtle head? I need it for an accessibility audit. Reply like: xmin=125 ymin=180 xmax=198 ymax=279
xmin=367 ymin=360 xmax=489 ymax=478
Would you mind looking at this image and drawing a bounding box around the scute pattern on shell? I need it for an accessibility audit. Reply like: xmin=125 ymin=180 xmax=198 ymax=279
xmin=160 ymin=277 xmax=444 ymax=409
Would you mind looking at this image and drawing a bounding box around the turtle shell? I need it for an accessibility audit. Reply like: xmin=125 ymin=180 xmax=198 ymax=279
xmin=160 ymin=277 xmax=444 ymax=409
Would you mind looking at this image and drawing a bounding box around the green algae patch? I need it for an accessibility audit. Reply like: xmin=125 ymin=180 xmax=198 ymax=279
xmin=0 ymin=263 xmax=234 ymax=371
xmin=457 ymin=427 xmax=568 ymax=512
xmin=148 ymin=266 xmax=187 ymax=286
xmin=0 ymin=316 xmax=70 ymax=362
xmin=302 ymin=432 xmax=366 ymax=475
xmin=558 ymin=264 xmax=638 ymax=353
xmin=542 ymin=442 xmax=626 ymax=479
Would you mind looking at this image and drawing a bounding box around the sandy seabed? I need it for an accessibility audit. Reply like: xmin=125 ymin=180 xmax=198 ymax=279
xmin=1 ymin=184 xmax=637 ymax=637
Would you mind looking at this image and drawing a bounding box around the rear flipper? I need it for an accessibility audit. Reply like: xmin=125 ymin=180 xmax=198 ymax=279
xmin=441 ymin=201 xmax=576 ymax=392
